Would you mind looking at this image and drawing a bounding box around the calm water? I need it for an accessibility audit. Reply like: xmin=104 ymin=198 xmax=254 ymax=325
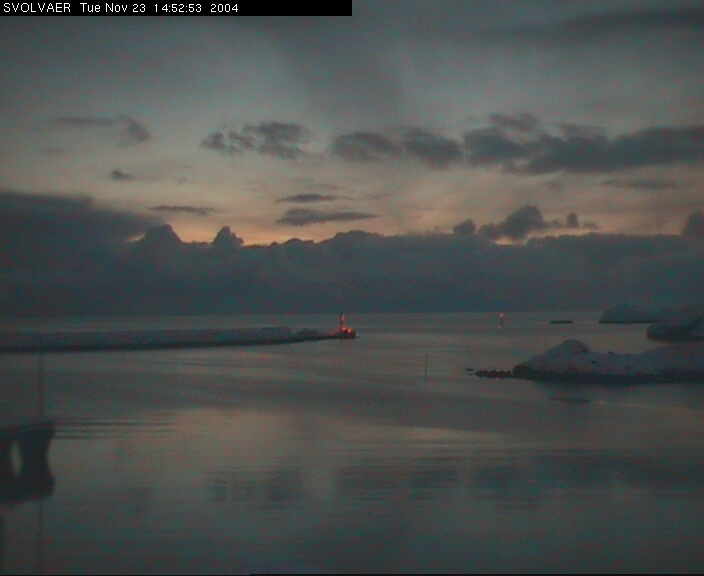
xmin=2 ymin=312 xmax=704 ymax=573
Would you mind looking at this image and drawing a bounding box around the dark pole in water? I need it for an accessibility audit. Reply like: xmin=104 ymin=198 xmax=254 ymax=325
xmin=37 ymin=335 xmax=45 ymax=419
xmin=424 ymin=353 xmax=429 ymax=383
xmin=36 ymin=499 xmax=44 ymax=574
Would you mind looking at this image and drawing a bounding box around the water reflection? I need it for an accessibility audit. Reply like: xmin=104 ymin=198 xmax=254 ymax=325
xmin=5 ymin=398 xmax=704 ymax=572
xmin=0 ymin=421 xmax=54 ymax=505
xmin=208 ymin=467 xmax=304 ymax=508
xmin=2 ymin=313 xmax=704 ymax=571
xmin=0 ymin=421 xmax=54 ymax=573
xmin=337 ymin=456 xmax=461 ymax=502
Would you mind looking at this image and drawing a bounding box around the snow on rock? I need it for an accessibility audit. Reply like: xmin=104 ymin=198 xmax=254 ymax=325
xmin=599 ymin=304 xmax=666 ymax=324
xmin=647 ymin=310 xmax=704 ymax=342
xmin=514 ymin=338 xmax=704 ymax=381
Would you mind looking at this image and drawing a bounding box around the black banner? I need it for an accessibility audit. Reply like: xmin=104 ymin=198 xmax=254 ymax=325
xmin=1 ymin=0 xmax=351 ymax=16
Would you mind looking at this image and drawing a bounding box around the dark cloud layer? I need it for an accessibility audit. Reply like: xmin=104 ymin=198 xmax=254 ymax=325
xmin=465 ymin=122 xmax=704 ymax=174
xmin=292 ymin=179 xmax=342 ymax=193
xmin=464 ymin=127 xmax=527 ymax=167
xmin=213 ymin=226 xmax=244 ymax=250
xmin=150 ymin=205 xmax=217 ymax=217
xmin=202 ymin=121 xmax=310 ymax=160
xmin=330 ymin=118 xmax=704 ymax=174
xmin=479 ymin=205 xmax=549 ymax=241
xmin=489 ymin=113 xmax=540 ymax=134
xmin=331 ymin=128 xmax=463 ymax=168
xmin=122 ymin=116 xmax=151 ymax=144
xmin=682 ymin=210 xmax=704 ymax=239
xmin=3 ymin=191 xmax=704 ymax=316
xmin=55 ymin=115 xmax=151 ymax=146
xmin=330 ymin=132 xmax=400 ymax=163
xmin=201 ymin=131 xmax=233 ymax=154
xmin=277 ymin=208 xmax=378 ymax=226
xmin=277 ymin=194 xmax=338 ymax=204
xmin=478 ymin=205 xmax=592 ymax=241
xmin=203 ymin=114 xmax=704 ymax=174
xmin=3 ymin=212 xmax=703 ymax=316
xmin=453 ymin=219 xmax=476 ymax=236
xmin=601 ymin=178 xmax=683 ymax=191
xmin=401 ymin=128 xmax=463 ymax=168
xmin=0 ymin=190 xmax=158 ymax=271
xmin=558 ymin=5 xmax=704 ymax=38
xmin=110 ymin=169 xmax=135 ymax=181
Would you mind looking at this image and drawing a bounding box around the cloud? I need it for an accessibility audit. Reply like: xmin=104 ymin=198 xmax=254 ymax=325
xmin=3 ymin=201 xmax=703 ymax=316
xmin=453 ymin=219 xmax=476 ymax=236
xmin=682 ymin=210 xmax=704 ymax=239
xmin=562 ymin=212 xmax=598 ymax=230
xmin=559 ymin=123 xmax=606 ymax=140
xmin=149 ymin=205 xmax=217 ymax=217
xmin=464 ymin=122 xmax=704 ymax=173
xmin=245 ymin=121 xmax=310 ymax=159
xmin=401 ymin=128 xmax=463 ymax=168
xmin=495 ymin=4 xmax=704 ymax=50
xmin=464 ymin=127 xmax=527 ymax=167
xmin=201 ymin=131 xmax=234 ymax=154
xmin=212 ymin=226 xmax=244 ymax=250
xmin=138 ymin=223 xmax=182 ymax=249
xmin=0 ymin=189 xmax=158 ymax=270
xmin=331 ymin=131 xmax=400 ymax=162
xmin=202 ymin=121 xmax=310 ymax=159
xmin=601 ymin=178 xmax=683 ymax=191
xmin=121 ymin=115 xmax=150 ymax=144
xmin=533 ymin=125 xmax=704 ymax=173
xmin=291 ymin=178 xmax=343 ymax=193
xmin=478 ymin=205 xmax=595 ymax=241
xmin=277 ymin=194 xmax=338 ymax=204
xmin=489 ymin=113 xmax=539 ymax=134
xmin=565 ymin=212 xmax=579 ymax=229
xmin=54 ymin=115 xmax=151 ymax=146
xmin=202 ymin=115 xmax=704 ymax=175
xmin=558 ymin=5 xmax=704 ymax=38
xmin=331 ymin=128 xmax=463 ymax=168
xmin=277 ymin=208 xmax=377 ymax=226
xmin=110 ymin=169 xmax=135 ymax=181
xmin=479 ymin=205 xmax=549 ymax=241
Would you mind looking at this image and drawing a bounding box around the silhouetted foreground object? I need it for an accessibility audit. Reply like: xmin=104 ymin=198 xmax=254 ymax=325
xmin=0 ymin=421 xmax=54 ymax=504
xmin=474 ymin=339 xmax=704 ymax=383
xmin=0 ymin=325 xmax=357 ymax=354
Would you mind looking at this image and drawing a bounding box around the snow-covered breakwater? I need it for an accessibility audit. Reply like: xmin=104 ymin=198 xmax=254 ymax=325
xmin=0 ymin=326 xmax=351 ymax=353
xmin=511 ymin=339 xmax=704 ymax=383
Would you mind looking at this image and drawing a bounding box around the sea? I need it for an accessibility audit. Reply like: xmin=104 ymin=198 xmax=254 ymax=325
xmin=1 ymin=311 xmax=704 ymax=573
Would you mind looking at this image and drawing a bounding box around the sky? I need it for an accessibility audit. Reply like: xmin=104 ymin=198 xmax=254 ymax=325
xmin=1 ymin=2 xmax=704 ymax=314
xmin=1 ymin=1 xmax=703 ymax=244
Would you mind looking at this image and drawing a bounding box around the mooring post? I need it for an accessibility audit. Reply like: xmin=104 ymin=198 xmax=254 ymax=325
xmin=37 ymin=345 xmax=45 ymax=420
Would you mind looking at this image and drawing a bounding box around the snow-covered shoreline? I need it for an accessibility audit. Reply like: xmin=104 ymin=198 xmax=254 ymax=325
xmin=647 ymin=312 xmax=704 ymax=342
xmin=512 ymin=339 xmax=704 ymax=383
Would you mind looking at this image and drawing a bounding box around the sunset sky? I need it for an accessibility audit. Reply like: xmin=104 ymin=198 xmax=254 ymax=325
xmin=2 ymin=0 xmax=703 ymax=246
